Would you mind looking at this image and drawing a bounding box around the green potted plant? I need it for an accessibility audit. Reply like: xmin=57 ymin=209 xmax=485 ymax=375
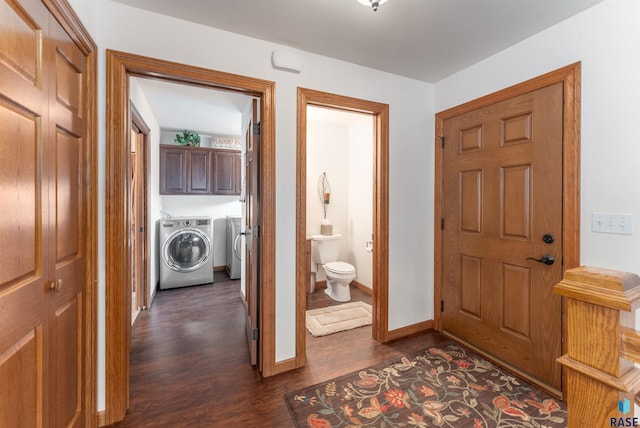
xmin=174 ymin=130 xmax=201 ymax=147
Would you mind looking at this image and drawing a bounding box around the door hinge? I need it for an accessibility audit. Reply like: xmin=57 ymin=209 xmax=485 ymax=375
xmin=439 ymin=135 xmax=445 ymax=148
xmin=252 ymin=328 xmax=259 ymax=340
xmin=253 ymin=122 xmax=261 ymax=135
xmin=441 ymin=300 xmax=444 ymax=312
xmin=254 ymin=225 xmax=260 ymax=238
xmin=139 ymin=226 xmax=144 ymax=233
xmin=441 ymin=219 xmax=444 ymax=230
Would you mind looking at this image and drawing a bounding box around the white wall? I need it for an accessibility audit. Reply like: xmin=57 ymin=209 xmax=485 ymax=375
xmin=434 ymin=0 xmax=640 ymax=277
xmin=68 ymin=0 xmax=434 ymax=411
xmin=306 ymin=121 xmax=349 ymax=249
xmin=348 ymin=121 xmax=374 ymax=288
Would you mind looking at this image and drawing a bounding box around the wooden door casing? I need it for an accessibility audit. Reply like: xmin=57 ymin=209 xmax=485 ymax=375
xmin=0 ymin=0 xmax=95 ymax=426
xmin=294 ymin=88 xmax=391 ymax=371
xmin=107 ymin=49 xmax=277 ymax=424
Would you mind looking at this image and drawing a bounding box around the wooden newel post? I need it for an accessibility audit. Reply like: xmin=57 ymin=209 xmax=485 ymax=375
xmin=554 ymin=266 xmax=640 ymax=427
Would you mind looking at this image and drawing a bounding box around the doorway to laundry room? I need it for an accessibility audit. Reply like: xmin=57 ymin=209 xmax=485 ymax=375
xmin=295 ymin=88 xmax=390 ymax=369
xmin=105 ymin=49 xmax=276 ymax=425
xmin=128 ymin=75 xmax=253 ymax=307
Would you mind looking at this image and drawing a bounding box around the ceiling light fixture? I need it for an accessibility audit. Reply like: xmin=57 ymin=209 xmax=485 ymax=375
xmin=356 ymin=0 xmax=388 ymax=12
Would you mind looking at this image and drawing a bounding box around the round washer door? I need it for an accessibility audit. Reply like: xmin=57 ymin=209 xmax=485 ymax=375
xmin=163 ymin=228 xmax=211 ymax=273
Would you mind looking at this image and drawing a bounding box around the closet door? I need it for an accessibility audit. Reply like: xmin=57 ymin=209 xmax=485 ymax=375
xmin=0 ymin=0 xmax=87 ymax=426
xmin=48 ymin=14 xmax=87 ymax=428
xmin=0 ymin=0 xmax=53 ymax=425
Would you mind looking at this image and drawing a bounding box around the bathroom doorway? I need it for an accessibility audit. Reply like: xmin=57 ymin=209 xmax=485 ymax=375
xmin=295 ymin=88 xmax=389 ymax=368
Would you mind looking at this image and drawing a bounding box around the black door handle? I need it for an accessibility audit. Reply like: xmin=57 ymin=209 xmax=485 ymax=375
xmin=527 ymin=255 xmax=555 ymax=265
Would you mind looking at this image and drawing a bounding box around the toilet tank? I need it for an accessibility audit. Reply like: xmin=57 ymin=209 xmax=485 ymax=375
xmin=310 ymin=234 xmax=341 ymax=265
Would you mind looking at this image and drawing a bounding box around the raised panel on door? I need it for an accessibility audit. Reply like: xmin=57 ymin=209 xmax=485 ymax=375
xmin=49 ymin=16 xmax=85 ymax=428
xmin=0 ymin=326 xmax=45 ymax=428
xmin=0 ymin=0 xmax=48 ymax=106
xmin=442 ymin=83 xmax=563 ymax=390
xmin=53 ymin=297 xmax=81 ymax=427
xmin=188 ymin=149 xmax=212 ymax=193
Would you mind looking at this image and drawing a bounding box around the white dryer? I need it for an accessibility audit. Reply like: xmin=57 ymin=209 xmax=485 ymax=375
xmin=226 ymin=216 xmax=242 ymax=279
xmin=159 ymin=217 xmax=214 ymax=289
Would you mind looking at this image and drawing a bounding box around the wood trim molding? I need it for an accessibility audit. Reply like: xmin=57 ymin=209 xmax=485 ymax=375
xmin=295 ymin=88 xmax=390 ymax=369
xmin=44 ymin=0 xmax=97 ymax=55
xmin=97 ymin=411 xmax=106 ymax=427
xmin=352 ymin=280 xmax=372 ymax=295
xmin=274 ymin=357 xmax=298 ymax=374
xmin=105 ymin=50 xmax=276 ymax=424
xmin=386 ymin=320 xmax=434 ymax=342
xmin=43 ymin=1 xmax=98 ymax=426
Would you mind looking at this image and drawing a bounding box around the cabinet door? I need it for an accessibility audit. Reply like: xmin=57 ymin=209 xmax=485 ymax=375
xmin=188 ymin=149 xmax=213 ymax=194
xmin=160 ymin=146 xmax=187 ymax=194
xmin=233 ymin=152 xmax=242 ymax=194
xmin=213 ymin=150 xmax=240 ymax=195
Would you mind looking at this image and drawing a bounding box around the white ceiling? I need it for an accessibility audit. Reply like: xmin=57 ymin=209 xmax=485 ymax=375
xmin=125 ymin=0 xmax=605 ymax=135
xmin=112 ymin=0 xmax=604 ymax=83
xmin=132 ymin=77 xmax=253 ymax=136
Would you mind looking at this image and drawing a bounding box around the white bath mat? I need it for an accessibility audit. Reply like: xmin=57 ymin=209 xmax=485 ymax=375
xmin=306 ymin=301 xmax=372 ymax=337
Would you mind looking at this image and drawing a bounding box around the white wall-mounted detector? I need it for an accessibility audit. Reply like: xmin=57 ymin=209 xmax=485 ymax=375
xmin=271 ymin=50 xmax=303 ymax=73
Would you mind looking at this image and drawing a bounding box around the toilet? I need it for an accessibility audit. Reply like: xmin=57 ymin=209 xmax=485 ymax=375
xmin=310 ymin=234 xmax=356 ymax=302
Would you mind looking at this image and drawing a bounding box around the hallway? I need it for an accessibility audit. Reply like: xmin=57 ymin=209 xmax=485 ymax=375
xmin=113 ymin=272 xmax=449 ymax=427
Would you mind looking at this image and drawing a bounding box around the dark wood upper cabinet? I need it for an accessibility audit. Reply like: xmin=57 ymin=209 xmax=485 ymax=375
xmin=159 ymin=145 xmax=187 ymax=193
xmin=160 ymin=145 xmax=240 ymax=195
xmin=213 ymin=150 xmax=241 ymax=195
xmin=187 ymin=149 xmax=213 ymax=194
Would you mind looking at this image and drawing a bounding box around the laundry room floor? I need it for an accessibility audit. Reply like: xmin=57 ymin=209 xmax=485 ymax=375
xmin=113 ymin=273 xmax=447 ymax=427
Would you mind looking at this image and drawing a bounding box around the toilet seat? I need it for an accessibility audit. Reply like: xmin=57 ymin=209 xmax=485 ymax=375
xmin=325 ymin=261 xmax=355 ymax=275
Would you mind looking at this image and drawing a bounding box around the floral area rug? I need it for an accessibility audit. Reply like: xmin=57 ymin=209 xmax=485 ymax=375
xmin=284 ymin=342 xmax=566 ymax=427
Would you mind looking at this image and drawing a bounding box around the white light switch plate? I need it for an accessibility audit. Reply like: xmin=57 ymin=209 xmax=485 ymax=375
xmin=592 ymin=212 xmax=633 ymax=235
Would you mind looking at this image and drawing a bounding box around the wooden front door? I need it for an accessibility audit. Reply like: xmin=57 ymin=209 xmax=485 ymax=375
xmin=441 ymin=83 xmax=563 ymax=390
xmin=245 ymin=99 xmax=260 ymax=366
xmin=1 ymin=0 xmax=89 ymax=426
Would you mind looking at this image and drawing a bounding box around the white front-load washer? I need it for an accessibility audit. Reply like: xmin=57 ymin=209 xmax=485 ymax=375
xmin=159 ymin=216 xmax=214 ymax=289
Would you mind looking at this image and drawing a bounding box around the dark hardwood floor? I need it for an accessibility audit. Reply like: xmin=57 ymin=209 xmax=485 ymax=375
xmin=112 ymin=272 xmax=449 ymax=427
